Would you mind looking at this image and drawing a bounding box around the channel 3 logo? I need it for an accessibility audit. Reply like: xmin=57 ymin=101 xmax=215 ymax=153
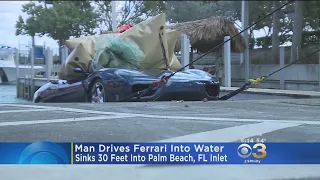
xmin=19 ymin=141 xmax=69 ymax=164
xmin=237 ymin=143 xmax=267 ymax=159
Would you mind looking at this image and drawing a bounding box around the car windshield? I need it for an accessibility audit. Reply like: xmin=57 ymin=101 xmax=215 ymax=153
xmin=115 ymin=69 xmax=149 ymax=76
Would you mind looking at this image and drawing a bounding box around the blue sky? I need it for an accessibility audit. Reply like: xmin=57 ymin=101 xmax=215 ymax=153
xmin=0 ymin=1 xmax=59 ymax=53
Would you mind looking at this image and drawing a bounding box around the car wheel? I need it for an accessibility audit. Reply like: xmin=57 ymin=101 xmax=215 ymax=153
xmin=90 ymin=79 xmax=106 ymax=103
xmin=35 ymin=97 xmax=44 ymax=103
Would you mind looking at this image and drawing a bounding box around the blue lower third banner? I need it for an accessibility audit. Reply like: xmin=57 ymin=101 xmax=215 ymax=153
xmin=1 ymin=142 xmax=320 ymax=164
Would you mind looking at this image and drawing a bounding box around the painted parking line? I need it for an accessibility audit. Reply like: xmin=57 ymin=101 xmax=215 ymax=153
xmin=0 ymin=104 xmax=53 ymax=109
xmin=0 ymin=109 xmax=55 ymax=114
xmin=157 ymin=121 xmax=301 ymax=142
xmin=2 ymin=104 xmax=320 ymax=125
xmin=7 ymin=104 xmax=320 ymax=125
xmin=0 ymin=115 xmax=135 ymax=127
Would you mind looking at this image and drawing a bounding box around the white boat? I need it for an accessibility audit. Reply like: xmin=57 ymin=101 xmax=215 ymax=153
xmin=0 ymin=45 xmax=43 ymax=84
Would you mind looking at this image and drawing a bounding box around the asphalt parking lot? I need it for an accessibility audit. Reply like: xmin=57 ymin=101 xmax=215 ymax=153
xmin=1 ymin=97 xmax=320 ymax=180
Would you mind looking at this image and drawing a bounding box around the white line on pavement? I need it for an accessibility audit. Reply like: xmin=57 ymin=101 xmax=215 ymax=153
xmin=18 ymin=105 xmax=320 ymax=125
xmin=0 ymin=104 xmax=53 ymax=109
xmin=157 ymin=121 xmax=300 ymax=142
xmin=2 ymin=104 xmax=320 ymax=125
xmin=0 ymin=109 xmax=54 ymax=114
xmin=0 ymin=115 xmax=135 ymax=127
xmin=123 ymin=114 xmax=320 ymax=125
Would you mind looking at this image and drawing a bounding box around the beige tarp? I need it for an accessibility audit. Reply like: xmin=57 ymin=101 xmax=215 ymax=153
xmin=58 ymin=43 xmax=92 ymax=81
xmin=64 ymin=35 xmax=101 ymax=59
xmin=114 ymin=13 xmax=182 ymax=71
xmin=59 ymin=13 xmax=182 ymax=81
xmin=165 ymin=29 xmax=183 ymax=70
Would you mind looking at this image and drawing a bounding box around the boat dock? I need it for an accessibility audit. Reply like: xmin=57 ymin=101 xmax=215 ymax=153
xmin=16 ymin=68 xmax=61 ymax=100
xmin=15 ymin=46 xmax=65 ymax=100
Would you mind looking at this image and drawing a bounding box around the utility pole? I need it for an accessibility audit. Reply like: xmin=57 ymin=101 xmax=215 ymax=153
xmin=111 ymin=1 xmax=117 ymax=32
xmin=290 ymin=1 xmax=303 ymax=63
xmin=30 ymin=36 xmax=35 ymax=100
xmin=241 ymin=0 xmax=250 ymax=82
xmin=272 ymin=1 xmax=281 ymax=63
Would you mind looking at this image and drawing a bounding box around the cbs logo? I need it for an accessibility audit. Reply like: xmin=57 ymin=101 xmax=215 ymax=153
xmin=19 ymin=141 xmax=69 ymax=164
xmin=237 ymin=143 xmax=267 ymax=159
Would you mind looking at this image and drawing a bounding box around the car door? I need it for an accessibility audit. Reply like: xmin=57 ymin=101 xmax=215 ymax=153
xmin=50 ymin=81 xmax=86 ymax=102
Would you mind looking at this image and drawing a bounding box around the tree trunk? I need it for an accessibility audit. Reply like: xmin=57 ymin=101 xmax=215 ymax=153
xmin=249 ymin=29 xmax=253 ymax=49
xmin=272 ymin=1 xmax=280 ymax=63
xmin=59 ymin=39 xmax=66 ymax=64
xmin=32 ymin=36 xmax=35 ymax=47
xmin=189 ymin=47 xmax=194 ymax=68
xmin=59 ymin=39 xmax=66 ymax=46
xmin=290 ymin=1 xmax=303 ymax=63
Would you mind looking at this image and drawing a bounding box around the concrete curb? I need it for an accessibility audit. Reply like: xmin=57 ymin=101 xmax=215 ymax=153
xmin=220 ymin=87 xmax=320 ymax=99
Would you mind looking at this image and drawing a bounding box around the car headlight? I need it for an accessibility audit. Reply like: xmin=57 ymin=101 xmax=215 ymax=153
xmin=195 ymin=81 xmax=205 ymax=85
xmin=205 ymin=71 xmax=213 ymax=78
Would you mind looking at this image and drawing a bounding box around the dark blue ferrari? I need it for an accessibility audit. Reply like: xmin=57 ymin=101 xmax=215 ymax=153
xmin=33 ymin=67 xmax=220 ymax=103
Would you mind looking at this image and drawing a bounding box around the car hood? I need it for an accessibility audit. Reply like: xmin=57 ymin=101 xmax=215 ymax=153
xmin=114 ymin=69 xmax=217 ymax=82
xmin=33 ymin=82 xmax=53 ymax=102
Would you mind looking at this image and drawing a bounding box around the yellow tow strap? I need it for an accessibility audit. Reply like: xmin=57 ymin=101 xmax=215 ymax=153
xmin=248 ymin=76 xmax=268 ymax=86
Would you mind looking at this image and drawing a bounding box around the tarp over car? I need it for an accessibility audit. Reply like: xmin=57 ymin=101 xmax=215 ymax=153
xmin=59 ymin=13 xmax=182 ymax=81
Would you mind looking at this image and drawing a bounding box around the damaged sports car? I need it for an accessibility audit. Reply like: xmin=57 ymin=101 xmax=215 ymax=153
xmin=33 ymin=67 xmax=220 ymax=103
xmin=33 ymin=13 xmax=221 ymax=103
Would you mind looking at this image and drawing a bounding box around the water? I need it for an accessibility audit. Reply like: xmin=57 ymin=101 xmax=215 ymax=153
xmin=0 ymin=85 xmax=29 ymax=103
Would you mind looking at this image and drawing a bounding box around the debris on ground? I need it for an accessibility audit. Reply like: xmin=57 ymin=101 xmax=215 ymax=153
xmin=202 ymin=98 xmax=208 ymax=102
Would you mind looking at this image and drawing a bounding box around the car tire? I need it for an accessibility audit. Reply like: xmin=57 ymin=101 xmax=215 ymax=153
xmin=88 ymin=79 xmax=106 ymax=103
xmin=34 ymin=97 xmax=44 ymax=103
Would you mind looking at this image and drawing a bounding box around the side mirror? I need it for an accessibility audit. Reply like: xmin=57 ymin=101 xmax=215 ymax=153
xmin=73 ymin=67 xmax=85 ymax=74
xmin=73 ymin=67 xmax=89 ymax=76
